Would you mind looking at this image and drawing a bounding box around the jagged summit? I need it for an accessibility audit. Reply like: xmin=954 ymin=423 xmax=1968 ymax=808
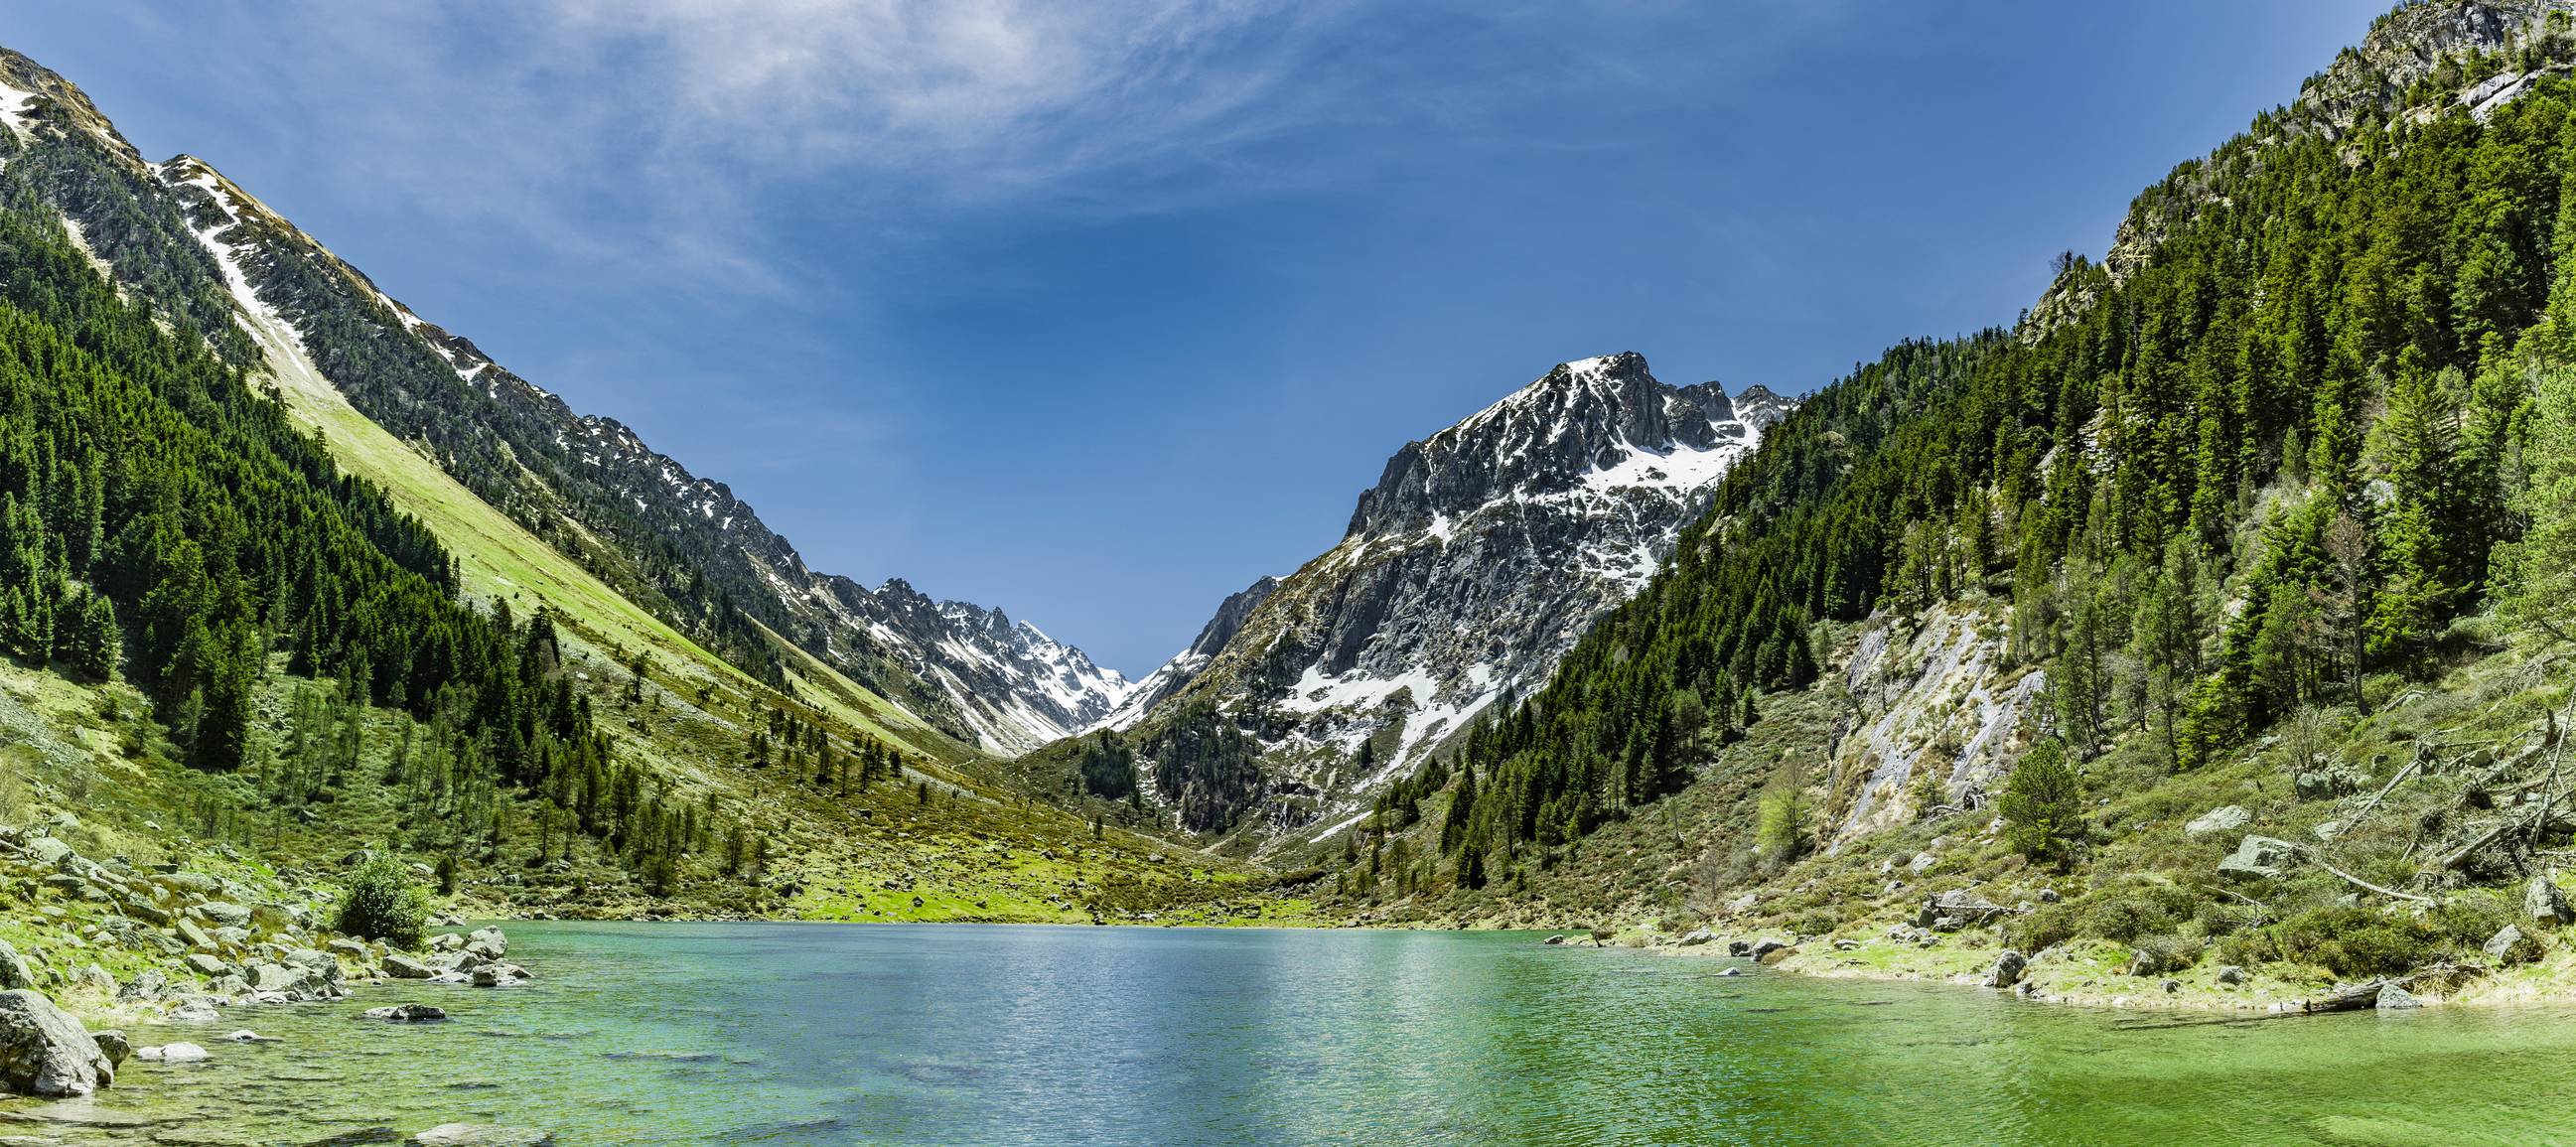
xmin=1350 ymin=354 xmax=1789 ymax=540
xmin=1102 ymin=352 xmax=1791 ymax=840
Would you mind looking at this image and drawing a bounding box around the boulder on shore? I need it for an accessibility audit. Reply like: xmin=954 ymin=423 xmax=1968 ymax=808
xmin=0 ymin=989 xmax=113 ymax=1096
xmin=2484 ymin=924 xmax=2539 ymax=964
xmin=1917 ymin=890 xmax=2012 ymax=932
xmin=1986 ymin=949 xmax=2028 ymax=989
xmin=2374 ymin=983 xmax=2424 ymax=1010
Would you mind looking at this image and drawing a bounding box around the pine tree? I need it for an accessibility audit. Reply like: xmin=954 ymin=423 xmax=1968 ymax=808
xmin=1999 ymin=740 xmax=2082 ymax=866
xmin=1439 ymin=762 xmax=1478 ymax=855
xmin=2504 ymin=363 xmax=2576 ymax=645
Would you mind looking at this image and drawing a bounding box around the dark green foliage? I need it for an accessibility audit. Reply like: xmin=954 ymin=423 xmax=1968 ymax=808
xmin=1384 ymin=61 xmax=2576 ymax=895
xmin=2244 ymin=900 xmax=2512 ymax=979
xmin=1071 ymin=733 xmax=1138 ymax=800
xmin=1998 ymin=739 xmax=2083 ymax=864
xmin=332 ymin=854 xmax=430 ymax=945
xmin=0 ymin=205 xmax=714 ymax=892
xmin=2006 ymin=876 xmax=2208 ymax=952
xmin=1141 ymin=700 xmax=1264 ymax=833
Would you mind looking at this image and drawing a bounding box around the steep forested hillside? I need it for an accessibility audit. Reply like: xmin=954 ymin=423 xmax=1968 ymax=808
xmin=0 ymin=201 xmax=714 ymax=888
xmin=0 ymin=46 xmax=1130 ymax=760
xmin=1327 ymin=3 xmax=2576 ymax=991
xmin=0 ymin=48 xmax=1284 ymax=939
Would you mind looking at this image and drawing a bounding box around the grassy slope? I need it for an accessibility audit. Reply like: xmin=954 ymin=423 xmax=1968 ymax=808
xmin=249 ymin=321 xmax=942 ymax=759
xmin=242 ymin=296 xmax=1313 ymax=926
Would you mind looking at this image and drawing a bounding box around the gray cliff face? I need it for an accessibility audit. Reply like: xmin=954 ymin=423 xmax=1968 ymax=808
xmin=1122 ymin=354 xmax=1791 ymax=841
xmin=0 ymin=48 xmax=1126 ymax=757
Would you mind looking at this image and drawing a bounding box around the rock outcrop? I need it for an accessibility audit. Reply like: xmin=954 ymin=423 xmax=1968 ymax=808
xmin=0 ymin=989 xmax=112 ymax=1096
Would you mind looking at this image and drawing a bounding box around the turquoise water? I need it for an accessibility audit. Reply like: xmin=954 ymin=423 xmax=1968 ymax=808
xmin=9 ymin=923 xmax=2576 ymax=1144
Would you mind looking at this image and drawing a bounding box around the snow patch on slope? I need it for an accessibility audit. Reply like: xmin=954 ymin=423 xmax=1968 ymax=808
xmin=0 ymin=77 xmax=36 ymax=142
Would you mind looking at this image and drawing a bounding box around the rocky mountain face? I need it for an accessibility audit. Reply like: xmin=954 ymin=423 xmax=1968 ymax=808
xmin=1108 ymin=353 xmax=1789 ymax=842
xmin=0 ymin=48 xmax=1126 ymax=756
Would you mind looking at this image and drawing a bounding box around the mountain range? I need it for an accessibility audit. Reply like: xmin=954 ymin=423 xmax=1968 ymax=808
xmin=0 ymin=52 xmax=1131 ymax=759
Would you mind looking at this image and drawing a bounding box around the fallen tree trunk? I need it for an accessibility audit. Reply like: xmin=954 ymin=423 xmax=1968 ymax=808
xmin=2318 ymin=859 xmax=2433 ymax=905
xmin=2350 ymin=745 xmax=2430 ymax=824
xmin=2302 ymin=979 xmax=2392 ymax=1014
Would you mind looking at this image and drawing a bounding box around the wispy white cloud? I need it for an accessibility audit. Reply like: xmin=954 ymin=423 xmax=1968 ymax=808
xmin=222 ymin=0 xmax=1354 ymax=295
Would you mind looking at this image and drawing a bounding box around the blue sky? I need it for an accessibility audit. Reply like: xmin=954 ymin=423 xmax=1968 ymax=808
xmin=19 ymin=1 xmax=2388 ymax=676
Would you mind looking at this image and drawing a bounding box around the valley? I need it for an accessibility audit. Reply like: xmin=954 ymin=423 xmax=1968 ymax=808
xmin=7 ymin=0 xmax=2576 ymax=1141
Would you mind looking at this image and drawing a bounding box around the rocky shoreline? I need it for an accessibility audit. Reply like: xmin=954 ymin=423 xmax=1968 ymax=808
xmin=1540 ymin=873 xmax=2576 ymax=1016
xmin=0 ymin=822 xmax=555 ymax=1143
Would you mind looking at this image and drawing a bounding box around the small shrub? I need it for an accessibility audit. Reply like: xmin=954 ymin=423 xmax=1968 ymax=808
xmin=333 ymin=856 xmax=430 ymax=946
xmin=2264 ymin=905 xmax=2429 ymax=979
xmin=2128 ymin=933 xmax=2204 ymax=975
xmin=2076 ymin=877 xmax=2205 ymax=943
xmin=2006 ymin=902 xmax=2079 ymax=953
xmin=1753 ymin=765 xmax=1812 ymax=864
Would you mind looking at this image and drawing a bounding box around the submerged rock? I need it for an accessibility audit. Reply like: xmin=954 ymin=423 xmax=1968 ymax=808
xmin=169 ymin=1000 xmax=221 ymax=1024
xmin=364 ymin=1004 xmax=447 ymax=1023
xmin=412 ymin=1123 xmax=554 ymax=1146
xmin=138 ymin=1042 xmax=209 ymax=1063
xmin=0 ymin=989 xmax=113 ymax=1096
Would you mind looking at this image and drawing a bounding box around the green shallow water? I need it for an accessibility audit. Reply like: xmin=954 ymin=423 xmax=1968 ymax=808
xmin=6 ymin=923 xmax=2575 ymax=1145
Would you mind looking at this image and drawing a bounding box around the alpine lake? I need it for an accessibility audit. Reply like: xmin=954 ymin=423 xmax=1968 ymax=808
xmin=4 ymin=923 xmax=2572 ymax=1145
